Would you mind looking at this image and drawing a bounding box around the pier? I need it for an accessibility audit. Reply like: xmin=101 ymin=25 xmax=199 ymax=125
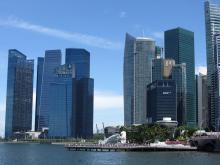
xmin=64 ymin=144 xmax=197 ymax=152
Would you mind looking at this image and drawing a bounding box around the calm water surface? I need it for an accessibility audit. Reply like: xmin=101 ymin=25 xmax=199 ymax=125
xmin=0 ymin=143 xmax=220 ymax=165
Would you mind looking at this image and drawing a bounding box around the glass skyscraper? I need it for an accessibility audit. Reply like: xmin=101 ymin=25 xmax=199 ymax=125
xmin=66 ymin=48 xmax=90 ymax=80
xmin=35 ymin=57 xmax=44 ymax=131
xmin=205 ymin=1 xmax=220 ymax=130
xmin=48 ymin=64 xmax=76 ymax=138
xmin=147 ymin=80 xmax=177 ymax=122
xmin=36 ymin=48 xmax=94 ymax=138
xmin=171 ymin=63 xmax=187 ymax=125
xmin=151 ymin=58 xmax=186 ymax=125
xmin=165 ymin=27 xmax=196 ymax=127
xmin=65 ymin=48 xmax=94 ymax=138
xmin=37 ymin=50 xmax=61 ymax=131
xmin=5 ymin=49 xmax=34 ymax=137
xmin=124 ymin=33 xmax=155 ymax=125
xmin=75 ymin=78 xmax=94 ymax=138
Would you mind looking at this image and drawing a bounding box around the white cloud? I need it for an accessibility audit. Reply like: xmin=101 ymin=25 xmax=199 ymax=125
xmin=152 ymin=31 xmax=164 ymax=39
xmin=119 ymin=11 xmax=127 ymax=18
xmin=0 ymin=16 xmax=123 ymax=50
xmin=94 ymin=90 xmax=123 ymax=110
xmin=195 ymin=66 xmax=207 ymax=75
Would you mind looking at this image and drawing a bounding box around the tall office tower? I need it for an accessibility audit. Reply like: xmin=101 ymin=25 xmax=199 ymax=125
xmin=214 ymin=34 xmax=220 ymax=130
xmin=35 ymin=57 xmax=44 ymax=131
xmin=205 ymin=1 xmax=220 ymax=130
xmin=5 ymin=49 xmax=34 ymax=137
xmin=48 ymin=64 xmax=77 ymax=138
xmin=147 ymin=80 xmax=177 ymax=123
xmin=165 ymin=27 xmax=196 ymax=126
xmin=152 ymin=58 xmax=163 ymax=82
xmin=75 ymin=78 xmax=94 ymax=138
xmin=171 ymin=63 xmax=187 ymax=125
xmin=155 ymin=46 xmax=163 ymax=59
xmin=65 ymin=48 xmax=94 ymax=138
xmin=66 ymin=48 xmax=90 ymax=79
xmin=152 ymin=58 xmax=186 ymax=125
xmin=196 ymin=73 xmax=209 ymax=129
xmin=152 ymin=58 xmax=175 ymax=82
xmin=37 ymin=50 xmax=61 ymax=131
xmin=124 ymin=33 xmax=155 ymax=126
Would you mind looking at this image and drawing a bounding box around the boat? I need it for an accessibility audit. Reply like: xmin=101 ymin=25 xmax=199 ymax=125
xmin=189 ymin=132 xmax=220 ymax=152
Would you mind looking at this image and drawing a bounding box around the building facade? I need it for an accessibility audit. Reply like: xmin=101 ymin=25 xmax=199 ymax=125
xmin=37 ymin=50 xmax=62 ymax=131
xmin=65 ymin=48 xmax=90 ymax=80
xmin=75 ymin=78 xmax=94 ymax=138
xmin=171 ymin=64 xmax=187 ymax=125
xmin=196 ymin=73 xmax=209 ymax=129
xmin=147 ymin=80 xmax=177 ymax=123
xmin=205 ymin=1 xmax=220 ymax=130
xmin=35 ymin=57 xmax=44 ymax=131
xmin=5 ymin=49 xmax=34 ymax=137
xmin=66 ymin=48 xmax=94 ymax=138
xmin=124 ymin=33 xmax=155 ymax=126
xmin=214 ymin=34 xmax=220 ymax=130
xmin=165 ymin=27 xmax=196 ymax=127
xmin=36 ymin=48 xmax=93 ymax=138
xmin=48 ymin=64 xmax=76 ymax=138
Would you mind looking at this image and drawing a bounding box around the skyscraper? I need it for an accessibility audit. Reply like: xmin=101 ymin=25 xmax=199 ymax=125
xmin=147 ymin=80 xmax=177 ymax=123
xmin=171 ymin=63 xmax=187 ymax=125
xmin=75 ymin=78 xmax=94 ymax=138
xmin=35 ymin=57 xmax=44 ymax=131
xmin=205 ymin=0 xmax=220 ymax=130
xmin=37 ymin=50 xmax=61 ymax=131
xmin=165 ymin=27 xmax=196 ymax=126
xmin=5 ymin=49 xmax=34 ymax=137
xmin=48 ymin=64 xmax=77 ymax=138
xmin=66 ymin=48 xmax=90 ymax=80
xmin=196 ymin=73 xmax=208 ymax=129
xmin=65 ymin=48 xmax=94 ymax=138
xmin=124 ymin=33 xmax=155 ymax=126
xmin=152 ymin=58 xmax=175 ymax=82
xmin=152 ymin=58 xmax=186 ymax=125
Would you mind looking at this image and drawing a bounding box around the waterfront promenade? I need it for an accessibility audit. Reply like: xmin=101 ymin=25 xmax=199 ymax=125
xmin=65 ymin=143 xmax=197 ymax=152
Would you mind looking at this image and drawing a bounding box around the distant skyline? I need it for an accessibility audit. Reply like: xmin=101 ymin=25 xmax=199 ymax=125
xmin=0 ymin=0 xmax=210 ymax=136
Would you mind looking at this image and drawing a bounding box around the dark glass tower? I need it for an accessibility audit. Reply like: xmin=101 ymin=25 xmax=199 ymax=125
xmin=48 ymin=64 xmax=77 ymax=138
xmin=37 ymin=50 xmax=61 ymax=131
xmin=165 ymin=27 xmax=196 ymax=127
xmin=171 ymin=64 xmax=187 ymax=125
xmin=75 ymin=78 xmax=94 ymax=138
xmin=65 ymin=48 xmax=94 ymax=138
xmin=66 ymin=48 xmax=90 ymax=80
xmin=5 ymin=49 xmax=34 ymax=137
xmin=35 ymin=57 xmax=44 ymax=131
xmin=147 ymin=80 xmax=177 ymax=122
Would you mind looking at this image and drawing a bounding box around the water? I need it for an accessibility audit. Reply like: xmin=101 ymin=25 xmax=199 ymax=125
xmin=0 ymin=143 xmax=220 ymax=165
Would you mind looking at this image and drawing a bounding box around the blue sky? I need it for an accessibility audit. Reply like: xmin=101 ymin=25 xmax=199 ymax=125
xmin=0 ymin=0 xmax=210 ymax=136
